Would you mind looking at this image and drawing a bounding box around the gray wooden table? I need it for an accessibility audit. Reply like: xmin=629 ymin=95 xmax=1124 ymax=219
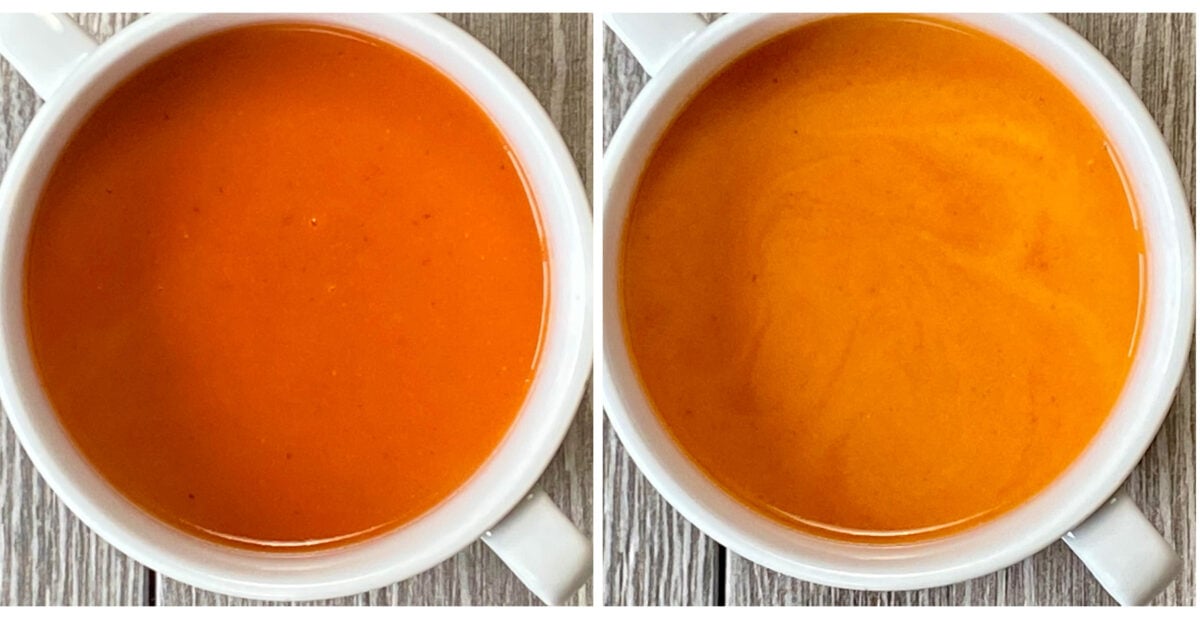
xmin=603 ymin=13 xmax=1196 ymax=607
xmin=0 ymin=12 xmax=592 ymax=606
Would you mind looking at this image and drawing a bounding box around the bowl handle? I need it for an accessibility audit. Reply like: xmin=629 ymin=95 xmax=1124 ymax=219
xmin=0 ymin=13 xmax=97 ymax=100
xmin=603 ymin=13 xmax=708 ymax=77
xmin=482 ymin=487 xmax=592 ymax=605
xmin=1062 ymin=490 xmax=1181 ymax=605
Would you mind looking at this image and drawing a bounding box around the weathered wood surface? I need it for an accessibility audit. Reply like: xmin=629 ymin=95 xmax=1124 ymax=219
xmin=0 ymin=12 xmax=593 ymax=606
xmin=602 ymin=13 xmax=1195 ymax=606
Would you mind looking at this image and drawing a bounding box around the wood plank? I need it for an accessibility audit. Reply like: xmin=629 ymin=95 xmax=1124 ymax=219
xmin=602 ymin=21 xmax=724 ymax=607
xmin=0 ymin=12 xmax=151 ymax=606
xmin=604 ymin=420 xmax=723 ymax=606
xmin=158 ymin=12 xmax=594 ymax=607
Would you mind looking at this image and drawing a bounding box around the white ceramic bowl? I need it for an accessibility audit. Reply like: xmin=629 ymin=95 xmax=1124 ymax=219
xmin=602 ymin=12 xmax=1193 ymax=605
xmin=0 ymin=13 xmax=592 ymax=604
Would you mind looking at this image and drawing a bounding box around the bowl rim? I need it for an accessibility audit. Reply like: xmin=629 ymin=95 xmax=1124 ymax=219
xmin=601 ymin=11 xmax=1194 ymax=591
xmin=0 ymin=12 xmax=593 ymax=600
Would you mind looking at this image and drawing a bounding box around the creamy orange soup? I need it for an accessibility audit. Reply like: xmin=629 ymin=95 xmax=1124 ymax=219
xmin=26 ymin=24 xmax=546 ymax=549
xmin=621 ymin=15 xmax=1143 ymax=541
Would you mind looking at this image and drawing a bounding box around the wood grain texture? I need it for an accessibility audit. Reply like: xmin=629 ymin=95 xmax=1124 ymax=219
xmin=602 ymin=13 xmax=1196 ymax=606
xmin=0 ymin=12 xmax=593 ymax=607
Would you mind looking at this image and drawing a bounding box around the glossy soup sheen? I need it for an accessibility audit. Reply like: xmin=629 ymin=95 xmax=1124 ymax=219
xmin=621 ymin=15 xmax=1144 ymax=542
xmin=26 ymin=24 xmax=546 ymax=549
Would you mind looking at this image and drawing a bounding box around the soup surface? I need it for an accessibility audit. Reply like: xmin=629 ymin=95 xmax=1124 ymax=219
xmin=621 ymin=15 xmax=1143 ymax=541
xmin=26 ymin=24 xmax=546 ymax=549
